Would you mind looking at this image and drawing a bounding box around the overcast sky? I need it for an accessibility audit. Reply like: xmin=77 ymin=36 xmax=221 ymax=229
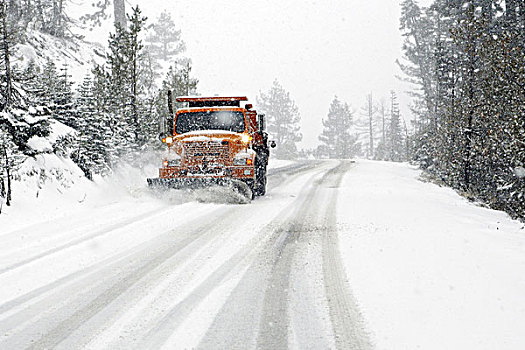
xmin=79 ymin=0 xmax=433 ymax=149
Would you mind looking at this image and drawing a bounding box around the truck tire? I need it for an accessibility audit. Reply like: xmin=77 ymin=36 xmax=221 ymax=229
xmin=237 ymin=179 xmax=254 ymax=201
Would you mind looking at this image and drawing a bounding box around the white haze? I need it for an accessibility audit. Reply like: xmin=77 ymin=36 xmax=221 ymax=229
xmin=75 ymin=0 xmax=434 ymax=149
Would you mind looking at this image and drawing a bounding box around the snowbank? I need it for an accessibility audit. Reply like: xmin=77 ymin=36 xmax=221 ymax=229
xmin=15 ymin=30 xmax=105 ymax=86
xmin=0 ymin=148 xmax=293 ymax=233
xmin=0 ymin=153 xmax=94 ymax=230
xmin=27 ymin=119 xmax=76 ymax=153
xmin=268 ymin=158 xmax=294 ymax=169
xmin=0 ymin=150 xmax=163 ymax=234
xmin=338 ymin=160 xmax=525 ymax=350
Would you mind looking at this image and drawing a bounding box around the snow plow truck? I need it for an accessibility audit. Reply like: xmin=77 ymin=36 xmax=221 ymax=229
xmin=147 ymin=94 xmax=275 ymax=200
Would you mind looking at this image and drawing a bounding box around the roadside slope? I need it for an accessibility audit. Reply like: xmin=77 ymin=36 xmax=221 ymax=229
xmin=338 ymin=160 xmax=525 ymax=350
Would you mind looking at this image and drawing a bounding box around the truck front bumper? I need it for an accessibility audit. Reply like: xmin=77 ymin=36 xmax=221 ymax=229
xmin=147 ymin=166 xmax=255 ymax=190
xmin=147 ymin=177 xmax=244 ymax=189
xmin=158 ymin=166 xmax=254 ymax=179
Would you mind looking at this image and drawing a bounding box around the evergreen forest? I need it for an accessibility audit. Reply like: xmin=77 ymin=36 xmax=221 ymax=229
xmin=399 ymin=0 xmax=525 ymax=218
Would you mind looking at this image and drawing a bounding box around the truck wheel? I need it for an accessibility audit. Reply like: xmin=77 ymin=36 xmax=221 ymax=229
xmin=246 ymin=179 xmax=256 ymax=200
xmin=236 ymin=180 xmax=254 ymax=201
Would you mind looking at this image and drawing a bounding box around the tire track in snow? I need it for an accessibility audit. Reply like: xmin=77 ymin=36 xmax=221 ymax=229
xmin=256 ymin=160 xmax=372 ymax=349
xmin=255 ymin=163 xmax=337 ymax=349
xmin=136 ymin=165 xmax=333 ymax=349
xmin=0 ymin=206 xmax=234 ymax=350
xmin=0 ymin=207 xmax=167 ymax=275
xmin=0 ymin=161 xmax=312 ymax=277
xmin=1 ymin=161 xmax=324 ymax=349
xmin=196 ymin=161 xmax=341 ymax=349
xmin=135 ymin=220 xmax=282 ymax=349
xmin=0 ymin=160 xmax=313 ymax=320
xmin=182 ymin=161 xmax=339 ymax=349
xmin=321 ymin=161 xmax=372 ymax=350
xmin=267 ymin=160 xmax=322 ymax=177
xmin=0 ymin=160 xmax=312 ymax=277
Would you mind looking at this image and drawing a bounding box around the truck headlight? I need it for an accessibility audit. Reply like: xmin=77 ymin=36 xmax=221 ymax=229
xmin=162 ymin=136 xmax=173 ymax=144
xmin=241 ymin=133 xmax=252 ymax=144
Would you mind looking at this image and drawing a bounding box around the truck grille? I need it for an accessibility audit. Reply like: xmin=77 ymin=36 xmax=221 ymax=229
xmin=183 ymin=141 xmax=230 ymax=163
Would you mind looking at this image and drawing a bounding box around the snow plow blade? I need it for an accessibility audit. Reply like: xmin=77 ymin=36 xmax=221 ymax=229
xmin=147 ymin=178 xmax=253 ymax=199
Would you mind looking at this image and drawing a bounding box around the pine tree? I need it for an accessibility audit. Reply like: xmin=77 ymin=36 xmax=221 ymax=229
xmin=146 ymin=10 xmax=185 ymax=61
xmin=257 ymin=80 xmax=302 ymax=159
xmin=358 ymin=93 xmax=377 ymax=159
xmin=318 ymin=96 xmax=359 ymax=159
xmin=388 ymin=91 xmax=404 ymax=162
xmin=114 ymin=0 xmax=126 ymax=28
xmin=126 ymin=6 xmax=148 ymax=151
xmin=162 ymin=59 xmax=198 ymax=101
xmin=7 ymin=0 xmax=73 ymax=37
xmin=0 ymin=7 xmax=48 ymax=128
xmin=19 ymin=60 xmax=46 ymax=106
xmin=0 ymin=128 xmax=25 ymax=207
xmin=0 ymin=1 xmax=50 ymax=207
xmin=53 ymin=63 xmax=77 ymax=128
xmin=157 ymin=59 xmax=199 ymax=137
xmin=0 ymin=1 xmax=17 ymax=110
xmin=90 ymin=63 xmax=123 ymax=169
xmin=72 ymin=75 xmax=109 ymax=178
xmin=34 ymin=58 xmax=60 ymax=110
xmin=399 ymin=0 xmax=525 ymax=218
xmin=374 ymin=98 xmax=388 ymax=160
xmin=103 ymin=6 xmax=149 ymax=163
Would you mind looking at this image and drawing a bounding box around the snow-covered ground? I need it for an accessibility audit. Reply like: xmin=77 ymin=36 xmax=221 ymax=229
xmin=338 ymin=160 xmax=525 ymax=350
xmin=16 ymin=30 xmax=104 ymax=84
xmin=1 ymin=159 xmax=524 ymax=349
xmin=0 ymin=153 xmax=292 ymax=231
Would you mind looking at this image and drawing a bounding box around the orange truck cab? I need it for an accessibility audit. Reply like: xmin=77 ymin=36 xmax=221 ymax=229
xmin=147 ymin=95 xmax=275 ymax=199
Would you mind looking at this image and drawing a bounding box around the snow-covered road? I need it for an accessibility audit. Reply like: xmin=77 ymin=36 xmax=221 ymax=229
xmin=0 ymin=160 xmax=371 ymax=349
xmin=1 ymin=160 xmax=525 ymax=349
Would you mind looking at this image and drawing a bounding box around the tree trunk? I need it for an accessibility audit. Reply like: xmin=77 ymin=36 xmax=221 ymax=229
xmin=367 ymin=94 xmax=373 ymax=159
xmin=481 ymin=0 xmax=493 ymax=22
xmin=519 ymin=0 xmax=525 ymax=30
xmin=6 ymin=157 xmax=11 ymax=206
xmin=463 ymin=5 xmax=476 ymax=191
xmin=403 ymin=119 xmax=409 ymax=161
xmin=114 ymin=0 xmax=126 ymax=28
xmin=390 ymin=91 xmax=397 ymax=161
xmin=506 ymin=0 xmax=518 ymax=28
xmin=57 ymin=0 xmax=63 ymax=36
xmin=2 ymin=144 xmax=11 ymax=206
xmin=1 ymin=2 xmax=13 ymax=111
xmin=0 ymin=176 xmax=4 ymax=213
xmin=380 ymin=101 xmax=386 ymax=146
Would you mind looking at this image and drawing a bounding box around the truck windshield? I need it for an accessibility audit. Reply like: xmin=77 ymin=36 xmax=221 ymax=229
xmin=175 ymin=111 xmax=246 ymax=134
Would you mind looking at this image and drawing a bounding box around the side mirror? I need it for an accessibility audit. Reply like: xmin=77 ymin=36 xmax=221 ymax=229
xmin=158 ymin=132 xmax=168 ymax=142
xmin=270 ymin=140 xmax=276 ymax=148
